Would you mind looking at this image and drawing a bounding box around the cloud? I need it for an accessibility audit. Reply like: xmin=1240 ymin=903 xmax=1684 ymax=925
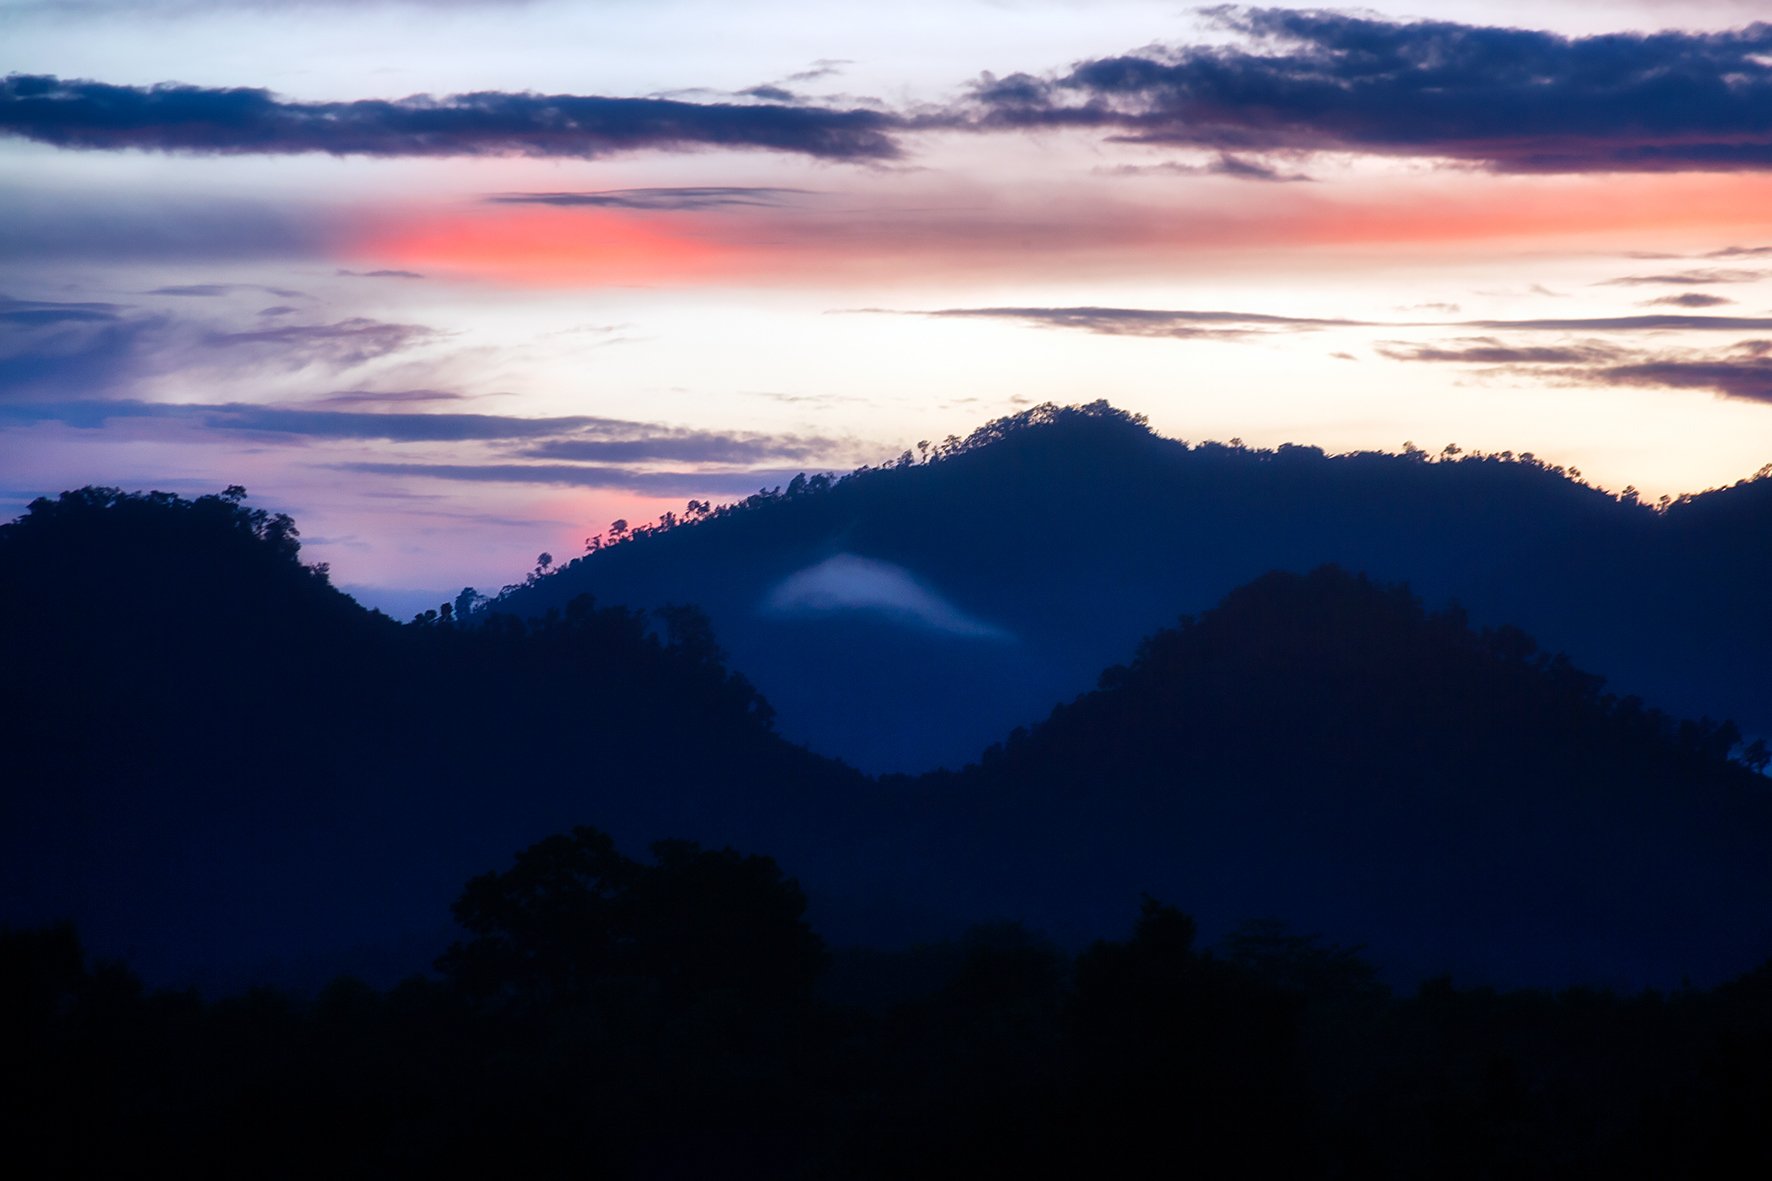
xmin=899 ymin=303 xmax=1772 ymax=342
xmin=0 ymin=73 xmax=902 ymax=161
xmin=525 ymin=432 xmax=835 ymax=466
xmin=1370 ymin=327 xmax=1772 ymax=406
xmin=1102 ymin=153 xmax=1312 ymax=181
xmin=314 ymin=388 xmax=466 ymax=406
xmin=202 ymin=318 xmax=437 ymax=369
xmin=1376 ymin=338 xmax=1625 ymax=365
xmin=1595 ymin=353 xmax=1772 ymax=404
xmin=145 ymin=284 xmax=231 ymax=297
xmin=1642 ymin=293 xmax=1735 ymax=308
xmin=967 ymin=8 xmax=1772 ymax=173
xmin=330 ymin=461 xmax=809 ymax=496
xmin=0 ymin=296 xmax=163 ymax=397
xmin=740 ymin=85 xmax=799 ymax=104
xmin=0 ymin=298 xmax=438 ymax=399
xmin=1705 ymin=245 xmax=1772 ymax=258
xmin=0 ymin=294 xmax=126 ymax=325
xmin=914 ymin=305 xmax=1366 ymax=339
xmin=762 ymin=554 xmax=1011 ymax=640
xmin=484 ymin=186 xmax=811 ymax=211
xmin=786 ymin=60 xmax=852 ymax=84
xmin=0 ymin=396 xmax=844 ymax=465
xmin=0 ymin=399 xmax=578 ymax=440
xmin=145 ymin=282 xmax=306 ymax=297
xmin=336 ymin=268 xmax=426 ymax=280
xmin=1463 ymin=313 xmax=1772 ymax=332
xmin=1598 ymin=268 xmax=1767 ymax=286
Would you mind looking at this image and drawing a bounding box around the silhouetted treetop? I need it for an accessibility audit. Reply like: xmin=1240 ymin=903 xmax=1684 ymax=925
xmin=439 ymin=825 xmax=824 ymax=1012
xmin=0 ymin=484 xmax=343 ymax=616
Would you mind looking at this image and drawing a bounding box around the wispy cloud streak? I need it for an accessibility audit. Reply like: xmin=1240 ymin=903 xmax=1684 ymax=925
xmin=0 ymin=397 xmax=841 ymax=460
xmin=901 ymin=305 xmax=1772 ymax=337
xmin=331 ymin=461 xmax=812 ymax=495
xmin=1598 ymin=268 xmax=1767 ymax=286
xmin=915 ymin=306 xmax=1367 ymax=338
xmin=484 ymin=187 xmax=812 ymax=211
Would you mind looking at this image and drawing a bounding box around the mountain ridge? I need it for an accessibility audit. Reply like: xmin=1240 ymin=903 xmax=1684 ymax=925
xmin=496 ymin=402 xmax=1768 ymax=773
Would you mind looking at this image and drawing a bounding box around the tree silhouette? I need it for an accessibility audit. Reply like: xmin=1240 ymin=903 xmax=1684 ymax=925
xmin=438 ymin=826 xmax=823 ymax=1014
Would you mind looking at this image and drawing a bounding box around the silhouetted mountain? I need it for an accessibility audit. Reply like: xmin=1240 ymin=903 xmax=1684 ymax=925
xmin=0 ymin=486 xmax=862 ymax=990
xmin=5 ymin=485 xmax=1770 ymax=992
xmin=497 ymin=402 xmax=1771 ymax=774
xmin=873 ymin=566 xmax=1772 ymax=988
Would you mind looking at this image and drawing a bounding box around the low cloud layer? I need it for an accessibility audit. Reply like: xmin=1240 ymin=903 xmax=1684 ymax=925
xmin=763 ymin=554 xmax=1012 ymax=640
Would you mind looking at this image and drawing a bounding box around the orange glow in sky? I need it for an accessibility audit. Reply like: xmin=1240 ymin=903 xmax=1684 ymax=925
xmin=355 ymin=207 xmax=746 ymax=286
xmin=1268 ymin=172 xmax=1772 ymax=251
xmin=347 ymin=170 xmax=1772 ymax=292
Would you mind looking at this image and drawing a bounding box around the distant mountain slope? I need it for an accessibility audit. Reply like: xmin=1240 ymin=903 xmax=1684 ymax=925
xmin=0 ymin=487 xmax=861 ymax=990
xmin=497 ymin=403 xmax=1770 ymax=773
xmin=876 ymin=566 xmax=1772 ymax=989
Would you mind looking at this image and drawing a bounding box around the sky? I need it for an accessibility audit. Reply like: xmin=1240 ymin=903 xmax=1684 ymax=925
xmin=4 ymin=0 xmax=1770 ymax=612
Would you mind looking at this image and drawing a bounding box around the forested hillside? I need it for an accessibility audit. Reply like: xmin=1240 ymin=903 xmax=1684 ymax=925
xmin=0 ymin=486 xmax=860 ymax=989
xmin=500 ymin=402 xmax=1772 ymax=774
xmin=888 ymin=566 xmax=1771 ymax=987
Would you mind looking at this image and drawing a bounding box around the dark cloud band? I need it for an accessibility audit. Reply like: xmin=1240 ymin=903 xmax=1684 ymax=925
xmin=0 ymin=74 xmax=902 ymax=161
xmin=1598 ymin=356 xmax=1772 ymax=404
xmin=970 ymin=8 xmax=1772 ymax=173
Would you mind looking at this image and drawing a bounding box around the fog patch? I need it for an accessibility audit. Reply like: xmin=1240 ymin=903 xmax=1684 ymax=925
xmin=763 ymin=554 xmax=1011 ymax=640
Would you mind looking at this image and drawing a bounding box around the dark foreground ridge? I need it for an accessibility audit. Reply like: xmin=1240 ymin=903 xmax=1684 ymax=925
xmin=499 ymin=401 xmax=1772 ymax=774
xmin=902 ymin=565 xmax=1772 ymax=987
xmin=9 ymin=857 xmax=1772 ymax=1179
xmin=2 ymin=481 xmax=1769 ymax=994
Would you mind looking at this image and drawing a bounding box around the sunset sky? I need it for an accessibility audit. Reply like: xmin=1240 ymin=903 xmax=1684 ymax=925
xmin=4 ymin=0 xmax=1770 ymax=611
